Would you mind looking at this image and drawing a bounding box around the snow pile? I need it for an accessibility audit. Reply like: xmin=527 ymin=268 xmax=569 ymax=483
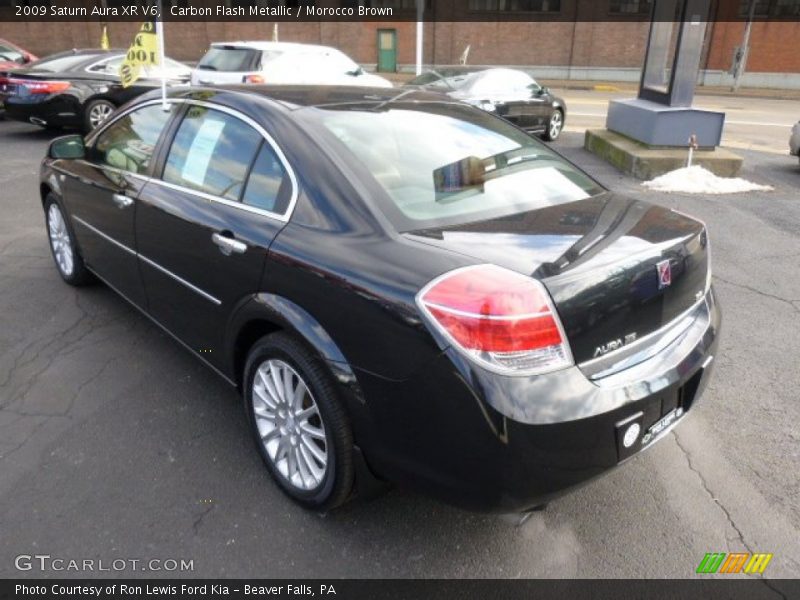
xmin=642 ymin=165 xmax=773 ymax=194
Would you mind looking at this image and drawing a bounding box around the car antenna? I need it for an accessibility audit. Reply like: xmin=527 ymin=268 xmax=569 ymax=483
xmin=371 ymin=88 xmax=418 ymax=111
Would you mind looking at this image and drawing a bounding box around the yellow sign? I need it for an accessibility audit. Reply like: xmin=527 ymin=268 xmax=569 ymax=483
xmin=100 ymin=26 xmax=110 ymax=50
xmin=119 ymin=21 xmax=158 ymax=88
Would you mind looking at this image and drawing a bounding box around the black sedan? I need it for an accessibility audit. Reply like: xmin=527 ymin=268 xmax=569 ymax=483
xmin=407 ymin=67 xmax=567 ymax=141
xmin=1 ymin=48 xmax=189 ymax=132
xmin=39 ymin=86 xmax=719 ymax=512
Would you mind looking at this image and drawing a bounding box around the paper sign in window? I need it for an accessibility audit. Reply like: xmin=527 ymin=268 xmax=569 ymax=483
xmin=181 ymin=118 xmax=226 ymax=187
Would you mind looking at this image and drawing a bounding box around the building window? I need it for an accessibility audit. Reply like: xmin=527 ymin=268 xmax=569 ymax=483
xmin=609 ymin=0 xmax=652 ymax=15
xmin=738 ymin=0 xmax=800 ymax=17
xmin=468 ymin=0 xmax=561 ymax=13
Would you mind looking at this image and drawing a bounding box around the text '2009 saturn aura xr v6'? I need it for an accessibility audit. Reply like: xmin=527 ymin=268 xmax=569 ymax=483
xmin=40 ymin=86 xmax=720 ymax=512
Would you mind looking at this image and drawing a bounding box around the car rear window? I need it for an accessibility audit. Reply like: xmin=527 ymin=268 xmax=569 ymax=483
xmin=308 ymin=102 xmax=604 ymax=232
xmin=197 ymin=47 xmax=264 ymax=72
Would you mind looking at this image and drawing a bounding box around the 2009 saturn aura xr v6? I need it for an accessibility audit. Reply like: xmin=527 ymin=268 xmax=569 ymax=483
xmin=39 ymin=86 xmax=720 ymax=512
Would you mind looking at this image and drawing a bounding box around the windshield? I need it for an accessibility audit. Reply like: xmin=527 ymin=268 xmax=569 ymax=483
xmin=308 ymin=103 xmax=603 ymax=232
xmin=0 ymin=44 xmax=24 ymax=63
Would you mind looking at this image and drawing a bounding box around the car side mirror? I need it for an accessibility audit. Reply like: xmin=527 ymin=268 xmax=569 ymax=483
xmin=23 ymin=54 xmax=32 ymax=64
xmin=49 ymin=135 xmax=86 ymax=160
xmin=348 ymin=66 xmax=364 ymax=77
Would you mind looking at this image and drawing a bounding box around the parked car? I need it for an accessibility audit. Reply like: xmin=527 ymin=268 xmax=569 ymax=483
xmin=1 ymin=48 xmax=190 ymax=132
xmin=0 ymin=38 xmax=37 ymax=70
xmin=191 ymin=41 xmax=392 ymax=88
xmin=790 ymin=121 xmax=800 ymax=165
xmin=39 ymin=86 xmax=719 ymax=512
xmin=407 ymin=67 xmax=567 ymax=141
xmin=0 ymin=38 xmax=37 ymax=118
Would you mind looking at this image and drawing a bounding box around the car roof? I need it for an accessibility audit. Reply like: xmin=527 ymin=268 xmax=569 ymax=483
xmin=215 ymin=85 xmax=451 ymax=109
xmin=137 ymin=85 xmax=454 ymax=114
xmin=209 ymin=41 xmax=341 ymax=55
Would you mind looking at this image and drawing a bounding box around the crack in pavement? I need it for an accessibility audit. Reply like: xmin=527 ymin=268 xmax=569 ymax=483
xmin=192 ymin=504 xmax=215 ymax=535
xmin=714 ymin=275 xmax=800 ymax=314
xmin=1 ymin=292 xmax=120 ymax=412
xmin=672 ymin=432 xmax=788 ymax=599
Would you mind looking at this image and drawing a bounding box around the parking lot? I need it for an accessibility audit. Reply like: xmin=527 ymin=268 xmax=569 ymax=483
xmin=0 ymin=101 xmax=799 ymax=580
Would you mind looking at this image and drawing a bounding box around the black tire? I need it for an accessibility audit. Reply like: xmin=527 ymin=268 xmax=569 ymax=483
xmin=83 ymin=99 xmax=116 ymax=133
xmin=244 ymin=332 xmax=354 ymax=510
xmin=542 ymin=109 xmax=564 ymax=141
xmin=44 ymin=194 xmax=94 ymax=286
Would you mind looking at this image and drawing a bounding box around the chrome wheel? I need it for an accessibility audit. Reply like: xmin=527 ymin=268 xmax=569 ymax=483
xmin=252 ymin=359 xmax=328 ymax=491
xmin=88 ymin=102 xmax=114 ymax=129
xmin=47 ymin=203 xmax=74 ymax=277
xmin=549 ymin=111 xmax=563 ymax=140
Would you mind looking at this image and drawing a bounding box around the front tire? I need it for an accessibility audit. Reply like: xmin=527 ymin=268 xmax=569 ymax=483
xmin=44 ymin=195 xmax=93 ymax=286
xmin=244 ymin=333 xmax=354 ymax=510
xmin=542 ymin=109 xmax=564 ymax=141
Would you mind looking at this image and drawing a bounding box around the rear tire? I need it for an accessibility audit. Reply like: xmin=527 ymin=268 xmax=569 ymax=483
xmin=83 ymin=99 xmax=115 ymax=133
xmin=244 ymin=332 xmax=354 ymax=510
xmin=44 ymin=194 xmax=94 ymax=286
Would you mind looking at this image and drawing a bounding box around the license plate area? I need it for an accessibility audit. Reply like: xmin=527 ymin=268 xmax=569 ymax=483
xmin=641 ymin=406 xmax=684 ymax=446
xmin=615 ymin=387 xmax=684 ymax=462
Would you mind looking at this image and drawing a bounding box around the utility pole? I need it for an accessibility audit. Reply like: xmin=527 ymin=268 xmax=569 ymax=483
xmin=732 ymin=0 xmax=757 ymax=92
xmin=415 ymin=0 xmax=423 ymax=75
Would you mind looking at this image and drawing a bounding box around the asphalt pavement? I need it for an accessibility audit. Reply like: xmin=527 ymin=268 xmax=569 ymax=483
xmin=0 ymin=115 xmax=799 ymax=581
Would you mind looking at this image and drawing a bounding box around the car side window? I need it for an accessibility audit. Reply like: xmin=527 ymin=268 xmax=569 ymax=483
xmin=163 ymin=106 xmax=262 ymax=201
xmin=241 ymin=142 xmax=289 ymax=213
xmin=94 ymin=103 xmax=175 ymax=174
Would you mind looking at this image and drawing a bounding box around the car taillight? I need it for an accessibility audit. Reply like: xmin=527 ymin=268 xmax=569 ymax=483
xmin=11 ymin=79 xmax=70 ymax=94
xmin=243 ymin=74 xmax=265 ymax=84
xmin=416 ymin=264 xmax=573 ymax=375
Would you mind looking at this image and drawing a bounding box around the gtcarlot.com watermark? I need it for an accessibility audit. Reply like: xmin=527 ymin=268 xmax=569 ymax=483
xmin=15 ymin=554 xmax=194 ymax=573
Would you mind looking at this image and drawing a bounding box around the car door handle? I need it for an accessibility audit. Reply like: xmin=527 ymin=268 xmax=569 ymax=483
xmin=112 ymin=193 xmax=134 ymax=209
xmin=211 ymin=232 xmax=247 ymax=256
xmin=198 ymin=79 xmax=213 ymax=85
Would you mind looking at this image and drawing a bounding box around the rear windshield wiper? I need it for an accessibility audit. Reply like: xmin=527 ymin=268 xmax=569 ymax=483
xmin=421 ymin=70 xmax=455 ymax=91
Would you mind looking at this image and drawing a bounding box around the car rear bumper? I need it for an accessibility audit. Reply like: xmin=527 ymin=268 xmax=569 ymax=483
xmin=3 ymin=95 xmax=81 ymax=128
xmin=349 ymin=287 xmax=720 ymax=512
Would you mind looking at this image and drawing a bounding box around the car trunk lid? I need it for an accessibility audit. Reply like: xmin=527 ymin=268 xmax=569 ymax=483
xmin=404 ymin=193 xmax=710 ymax=365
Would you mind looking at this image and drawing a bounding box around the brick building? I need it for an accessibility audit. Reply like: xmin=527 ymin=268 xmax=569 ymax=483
xmin=2 ymin=0 xmax=799 ymax=88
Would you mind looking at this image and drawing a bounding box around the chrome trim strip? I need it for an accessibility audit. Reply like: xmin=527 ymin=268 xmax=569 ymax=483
xmin=73 ymin=216 xmax=136 ymax=257
xmin=422 ymin=301 xmax=551 ymax=321
xmin=138 ymin=253 xmax=222 ymax=306
xmin=74 ymin=159 xmax=153 ymax=184
xmin=83 ymin=265 xmax=236 ymax=388
xmin=579 ymin=292 xmax=708 ymax=374
xmin=73 ymin=216 xmax=221 ymax=306
xmin=85 ymin=97 xmax=299 ymax=224
xmin=145 ymin=177 xmax=288 ymax=222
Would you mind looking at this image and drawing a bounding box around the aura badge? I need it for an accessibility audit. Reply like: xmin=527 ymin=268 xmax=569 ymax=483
xmin=656 ymin=259 xmax=672 ymax=289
